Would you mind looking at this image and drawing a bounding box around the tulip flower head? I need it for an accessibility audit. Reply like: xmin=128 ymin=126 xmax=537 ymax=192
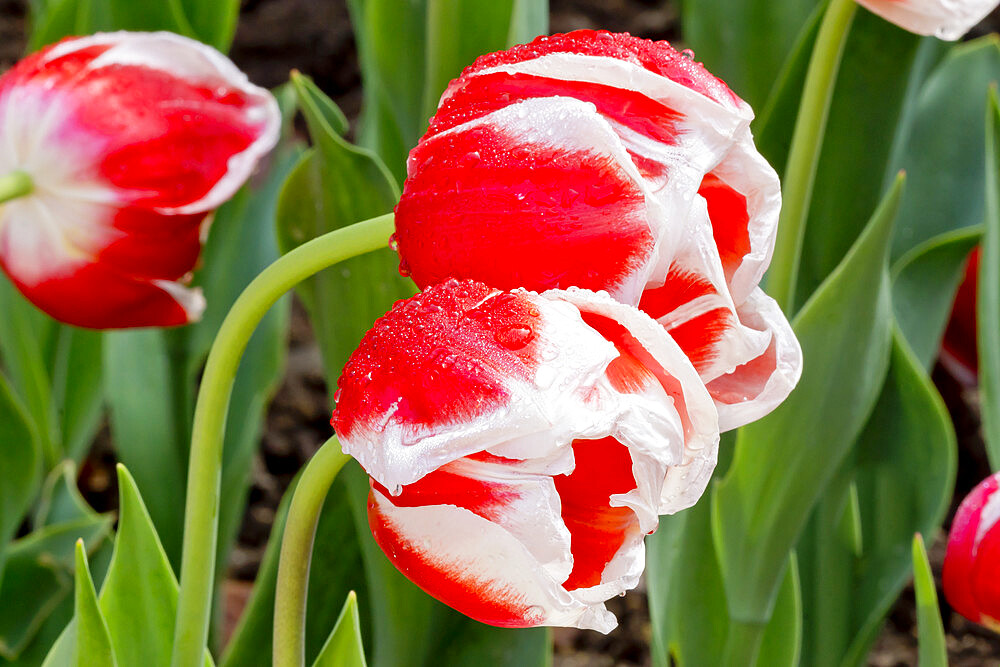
xmin=333 ymin=279 xmax=719 ymax=632
xmin=393 ymin=30 xmax=802 ymax=431
xmin=0 ymin=32 xmax=280 ymax=328
xmin=943 ymin=471 xmax=1000 ymax=632
xmin=855 ymin=0 xmax=998 ymax=40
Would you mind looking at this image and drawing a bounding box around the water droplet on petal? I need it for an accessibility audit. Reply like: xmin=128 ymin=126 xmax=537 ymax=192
xmin=389 ymin=234 xmax=399 ymax=252
xmin=392 ymin=484 xmax=403 ymax=496
xmin=333 ymin=388 xmax=343 ymax=403
xmin=680 ymin=48 xmax=695 ymax=60
xmin=495 ymin=326 xmax=534 ymax=350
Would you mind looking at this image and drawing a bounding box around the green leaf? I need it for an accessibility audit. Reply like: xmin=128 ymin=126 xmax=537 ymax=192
xmin=981 ymin=87 xmax=1000 ymax=467
xmin=682 ymin=0 xmax=817 ymax=109
xmin=175 ymin=0 xmax=240 ymax=52
xmin=50 ymin=327 xmax=104 ymax=464
xmin=312 ymin=592 xmax=366 ymax=667
xmin=277 ymin=73 xmax=414 ymax=382
xmin=890 ymin=36 xmax=1000 ymax=262
xmin=103 ymin=329 xmax=186 ymax=569
xmin=912 ymin=534 xmax=947 ymax=667
xmin=98 ymin=466 xmax=212 ymax=667
xmin=34 ymin=461 xmax=97 ymax=528
xmin=892 ymin=227 xmax=981 ymax=369
xmin=0 ymin=514 xmax=112 ymax=661
xmin=712 ymin=175 xmax=900 ymax=625
xmin=220 ymin=468 xmax=368 ymax=667
xmin=0 ymin=372 xmax=41 ymax=565
xmin=73 ymin=540 xmax=116 ymax=667
xmin=757 ymin=553 xmax=802 ymax=667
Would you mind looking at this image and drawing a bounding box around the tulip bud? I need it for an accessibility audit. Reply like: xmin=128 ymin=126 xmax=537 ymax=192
xmin=943 ymin=471 xmax=1000 ymax=631
xmin=0 ymin=32 xmax=280 ymax=328
xmin=855 ymin=0 xmax=998 ymax=40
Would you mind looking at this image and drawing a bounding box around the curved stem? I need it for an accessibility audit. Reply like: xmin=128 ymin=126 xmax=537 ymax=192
xmin=766 ymin=0 xmax=857 ymax=314
xmin=171 ymin=213 xmax=395 ymax=667
xmin=0 ymin=171 xmax=32 ymax=205
xmin=273 ymin=437 xmax=351 ymax=666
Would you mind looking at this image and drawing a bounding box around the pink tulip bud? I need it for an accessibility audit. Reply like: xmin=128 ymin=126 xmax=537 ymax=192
xmin=0 ymin=32 xmax=280 ymax=328
xmin=943 ymin=471 xmax=1000 ymax=631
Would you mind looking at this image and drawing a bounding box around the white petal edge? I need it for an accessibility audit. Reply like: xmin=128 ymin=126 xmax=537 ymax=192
xmin=855 ymin=0 xmax=997 ymax=40
xmin=707 ymin=288 xmax=803 ymax=432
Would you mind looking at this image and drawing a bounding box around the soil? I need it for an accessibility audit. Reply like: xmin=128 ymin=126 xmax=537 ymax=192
xmin=2 ymin=0 xmax=1000 ymax=664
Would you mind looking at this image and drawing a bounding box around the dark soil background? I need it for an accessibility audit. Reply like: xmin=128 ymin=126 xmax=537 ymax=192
xmin=2 ymin=0 xmax=1000 ymax=664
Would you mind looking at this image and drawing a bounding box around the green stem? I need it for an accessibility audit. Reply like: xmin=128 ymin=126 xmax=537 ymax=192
xmin=273 ymin=437 xmax=350 ymax=666
xmin=170 ymin=213 xmax=395 ymax=667
xmin=0 ymin=171 xmax=32 ymax=205
xmin=722 ymin=618 xmax=767 ymax=667
xmin=766 ymin=0 xmax=857 ymax=313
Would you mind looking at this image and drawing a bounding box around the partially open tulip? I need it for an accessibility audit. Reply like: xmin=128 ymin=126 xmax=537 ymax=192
xmin=333 ymin=279 xmax=718 ymax=632
xmin=940 ymin=247 xmax=980 ymax=385
xmin=0 ymin=32 xmax=280 ymax=329
xmin=393 ymin=30 xmax=801 ymax=430
xmin=943 ymin=471 xmax=1000 ymax=631
xmin=856 ymin=0 xmax=998 ymax=40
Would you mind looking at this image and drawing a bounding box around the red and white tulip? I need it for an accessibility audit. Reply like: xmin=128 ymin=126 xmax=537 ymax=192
xmin=943 ymin=471 xmax=1000 ymax=631
xmin=856 ymin=0 xmax=998 ymax=40
xmin=393 ymin=31 xmax=801 ymax=430
xmin=0 ymin=32 xmax=280 ymax=329
xmin=333 ymin=279 xmax=719 ymax=632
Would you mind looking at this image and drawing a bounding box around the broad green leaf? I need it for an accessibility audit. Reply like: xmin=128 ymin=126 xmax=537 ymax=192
xmin=891 ymin=227 xmax=981 ymax=369
xmin=312 ymin=592 xmax=366 ymax=667
xmin=175 ymin=0 xmax=240 ymax=52
xmin=0 ymin=277 xmax=58 ymax=465
xmin=912 ymin=534 xmax=947 ymax=667
xmin=98 ymin=466 xmax=212 ymax=667
xmin=712 ymin=176 xmax=900 ymax=625
xmin=277 ymin=74 xmax=414 ymax=382
xmin=220 ymin=469 xmax=368 ymax=667
xmin=757 ymin=554 xmax=802 ymax=667
xmin=890 ymin=36 xmax=1000 ymax=262
xmin=103 ymin=329 xmax=186 ymax=569
xmin=507 ymin=0 xmax=548 ymax=47
xmin=49 ymin=327 xmax=104 ymax=464
xmin=682 ymin=0 xmax=817 ymax=109
xmin=0 ymin=515 xmax=112 ymax=661
xmin=792 ymin=11 xmax=921 ymax=309
xmin=33 ymin=462 xmax=96 ymax=528
xmin=342 ymin=464 xmax=549 ymax=667
xmin=0 ymin=372 xmax=41 ymax=567
xmin=73 ymin=541 xmax=115 ymax=667
xmin=981 ymin=87 xmax=1000 ymax=467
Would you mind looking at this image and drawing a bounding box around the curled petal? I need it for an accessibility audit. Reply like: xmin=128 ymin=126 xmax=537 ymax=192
xmin=855 ymin=0 xmax=998 ymax=40
xmin=943 ymin=472 xmax=1000 ymax=630
xmin=0 ymin=32 xmax=279 ymax=328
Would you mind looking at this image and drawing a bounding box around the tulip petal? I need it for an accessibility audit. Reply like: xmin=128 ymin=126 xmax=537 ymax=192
xmin=855 ymin=0 xmax=997 ymax=40
xmin=944 ymin=472 xmax=1000 ymax=627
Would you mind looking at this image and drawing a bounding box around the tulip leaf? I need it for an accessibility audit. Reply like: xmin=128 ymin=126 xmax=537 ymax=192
xmin=797 ymin=326 xmax=955 ymax=666
xmin=912 ymin=534 xmax=947 ymax=667
xmin=312 ymin=592 xmax=367 ymax=667
xmin=890 ymin=36 xmax=1000 ymax=263
xmin=681 ymin=0 xmax=817 ymax=109
xmin=175 ymin=0 xmax=240 ymax=52
xmin=891 ymin=226 xmax=981 ymax=369
xmin=277 ymin=73 xmax=414 ymax=382
xmin=0 ymin=372 xmax=41 ymax=572
xmin=220 ymin=468 xmax=369 ymax=667
xmin=50 ymin=328 xmax=104 ymax=464
xmin=712 ymin=174 xmax=900 ymax=627
xmin=757 ymin=553 xmax=802 ymax=667
xmin=981 ymin=87 xmax=1000 ymax=468
xmin=73 ymin=541 xmax=115 ymax=667
xmin=0 ymin=515 xmax=112 ymax=661
xmin=346 ymin=0 xmax=548 ymax=179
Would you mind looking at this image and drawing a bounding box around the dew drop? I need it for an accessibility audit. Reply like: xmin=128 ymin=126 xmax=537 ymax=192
xmin=398 ymin=258 xmax=412 ymax=277
xmin=389 ymin=234 xmax=400 ymax=251
xmin=680 ymin=48 xmax=695 ymax=60
xmin=618 ymin=591 xmax=627 ymax=598
xmin=495 ymin=326 xmax=534 ymax=350
xmin=333 ymin=388 xmax=343 ymax=403
xmin=460 ymin=150 xmax=482 ymax=167
xmin=392 ymin=484 xmax=403 ymax=496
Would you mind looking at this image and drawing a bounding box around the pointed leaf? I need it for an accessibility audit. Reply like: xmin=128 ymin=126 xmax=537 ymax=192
xmin=73 ymin=541 xmax=116 ymax=667
xmin=712 ymin=175 xmax=900 ymax=623
xmin=0 ymin=372 xmax=41 ymax=563
xmin=312 ymin=592 xmax=366 ymax=667
xmin=912 ymin=534 xmax=947 ymax=667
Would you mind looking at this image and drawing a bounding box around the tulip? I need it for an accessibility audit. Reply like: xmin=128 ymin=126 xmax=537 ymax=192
xmin=855 ymin=0 xmax=998 ymax=40
xmin=940 ymin=247 xmax=979 ymax=385
xmin=943 ymin=471 xmax=1000 ymax=631
xmin=393 ymin=30 xmax=802 ymax=430
xmin=333 ymin=279 xmax=719 ymax=631
xmin=0 ymin=32 xmax=280 ymax=329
